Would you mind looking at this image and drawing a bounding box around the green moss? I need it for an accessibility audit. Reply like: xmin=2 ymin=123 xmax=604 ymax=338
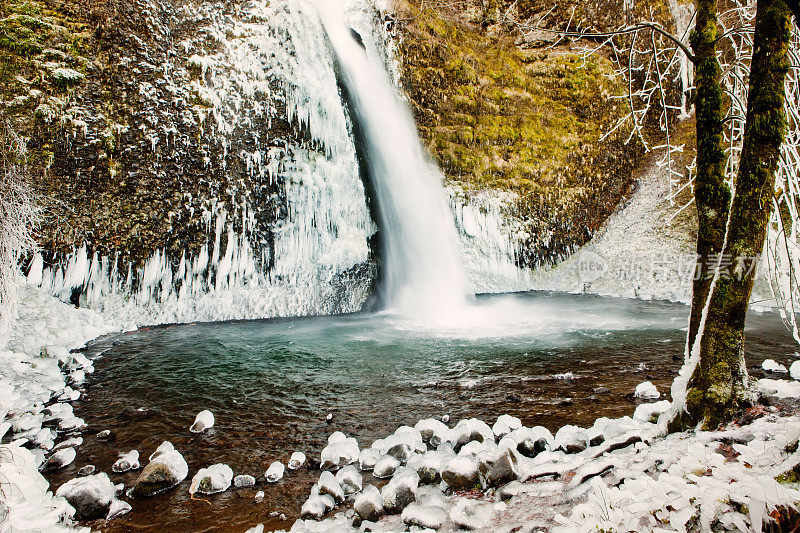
xmin=777 ymin=465 xmax=800 ymax=484
xmin=398 ymin=4 xmax=632 ymax=242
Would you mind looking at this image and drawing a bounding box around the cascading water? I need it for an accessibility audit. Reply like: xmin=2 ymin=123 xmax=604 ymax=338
xmin=319 ymin=3 xmax=471 ymax=315
xmin=27 ymin=0 xmax=536 ymax=326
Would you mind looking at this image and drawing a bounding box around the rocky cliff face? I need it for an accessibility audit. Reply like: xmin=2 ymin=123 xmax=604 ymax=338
xmin=394 ymin=0 xmax=682 ymax=268
xmin=2 ymin=0 xmax=679 ymax=319
xmin=4 ymin=0 xmax=301 ymax=268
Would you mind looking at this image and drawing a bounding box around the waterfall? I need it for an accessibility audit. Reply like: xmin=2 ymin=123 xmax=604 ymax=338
xmin=319 ymin=2 xmax=471 ymax=315
xmin=29 ymin=0 xmax=536 ymax=326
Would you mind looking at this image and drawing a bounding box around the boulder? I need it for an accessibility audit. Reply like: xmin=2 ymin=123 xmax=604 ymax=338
xmin=381 ymin=467 xmax=419 ymax=514
xmin=40 ymin=447 xmax=76 ymax=472
xmin=441 ymin=456 xmax=479 ymax=490
xmin=373 ymin=454 xmax=400 ymax=479
xmin=55 ymin=473 xmax=116 ymax=520
xmin=402 ymin=503 xmax=447 ymax=529
xmin=477 ymin=449 xmax=519 ymax=488
xmin=190 ymin=410 xmax=215 ymax=433
xmin=335 ymin=465 xmax=362 ymax=495
xmin=354 ymin=485 xmax=384 ymax=522
xmin=190 ymin=463 xmax=233 ymax=494
xmin=130 ymin=450 xmax=188 ymax=497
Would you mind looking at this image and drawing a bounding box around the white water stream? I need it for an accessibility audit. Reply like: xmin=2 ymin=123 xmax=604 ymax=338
xmin=319 ymin=2 xmax=471 ymax=316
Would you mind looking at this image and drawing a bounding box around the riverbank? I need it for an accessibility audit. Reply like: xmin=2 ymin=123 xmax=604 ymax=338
xmin=0 ymin=280 xmax=118 ymax=531
xmin=269 ymin=383 xmax=800 ymax=532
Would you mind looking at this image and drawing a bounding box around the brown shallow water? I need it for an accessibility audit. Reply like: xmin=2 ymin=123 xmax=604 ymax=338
xmin=44 ymin=292 xmax=798 ymax=532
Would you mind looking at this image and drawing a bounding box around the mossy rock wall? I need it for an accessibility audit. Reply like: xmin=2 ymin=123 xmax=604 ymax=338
xmin=1 ymin=0 xmax=298 ymax=268
xmin=396 ymin=0 xmax=680 ymax=267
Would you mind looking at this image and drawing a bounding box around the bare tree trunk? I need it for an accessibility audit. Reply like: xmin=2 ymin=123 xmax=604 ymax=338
xmin=686 ymin=0 xmax=731 ymax=356
xmin=686 ymin=0 xmax=793 ymax=427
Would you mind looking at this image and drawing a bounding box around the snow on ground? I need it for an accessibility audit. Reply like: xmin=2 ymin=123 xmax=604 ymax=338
xmin=0 ymin=279 xmax=119 ymax=531
xmin=265 ymin=384 xmax=800 ymax=533
xmin=531 ymin=151 xmax=776 ymax=307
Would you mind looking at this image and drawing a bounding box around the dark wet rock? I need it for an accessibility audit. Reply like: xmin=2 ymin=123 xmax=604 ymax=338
xmin=354 ymin=485 xmax=384 ymax=522
xmin=589 ymin=434 xmax=605 ymax=447
xmin=566 ymin=442 xmax=587 ymax=454
xmin=387 ymin=443 xmax=413 ymax=464
xmin=478 ymin=449 xmax=520 ymax=488
xmin=130 ymin=450 xmax=188 ymax=497
xmin=517 ymin=437 xmax=548 ymax=458
xmin=119 ymin=407 xmax=150 ymax=420
xmin=506 ymin=393 xmax=522 ymax=403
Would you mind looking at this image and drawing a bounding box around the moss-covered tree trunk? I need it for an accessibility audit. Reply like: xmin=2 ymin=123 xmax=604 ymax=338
xmin=686 ymin=0 xmax=731 ymax=356
xmin=685 ymin=0 xmax=793 ymax=427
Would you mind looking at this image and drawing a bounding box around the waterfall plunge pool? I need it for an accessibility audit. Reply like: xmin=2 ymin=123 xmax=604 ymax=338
xmin=49 ymin=291 xmax=797 ymax=532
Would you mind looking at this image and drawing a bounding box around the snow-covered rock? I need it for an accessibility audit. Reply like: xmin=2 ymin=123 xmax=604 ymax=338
xmin=190 ymin=410 xmax=215 ymax=433
xmin=320 ymin=436 xmax=359 ymax=470
xmin=0 ymin=444 xmax=77 ymax=531
xmin=130 ymin=449 xmax=188 ymax=497
xmin=234 ymin=474 xmax=256 ymax=488
xmin=288 ymin=451 xmax=306 ymax=470
xmin=317 ymin=471 xmax=344 ymax=503
xmin=791 ymin=360 xmax=800 ymax=380
xmin=554 ymin=425 xmax=589 ymax=454
xmin=57 ymin=416 xmax=85 ymax=432
xmin=441 ymin=456 xmax=479 ymax=489
xmin=758 ymin=378 xmax=800 ymax=399
xmin=408 ymin=449 xmax=449 ymax=484
xmin=77 ymin=465 xmax=96 ymax=476
xmin=190 ymin=463 xmax=233 ymax=494
xmin=265 ymin=461 xmax=285 ymax=483
xmin=372 ymin=454 xmax=400 ymax=479
xmin=634 ymin=381 xmax=660 ymax=399
xmin=112 ymin=450 xmax=140 ymax=473
xmin=149 ymin=441 xmax=174 ymax=461
xmin=381 ymin=467 xmax=419 ymax=514
xmin=763 ymin=359 xmax=789 ymax=373
xmin=354 ymin=484 xmax=384 ymax=521
xmin=634 ymin=400 xmax=672 ymax=423
xmin=335 ymin=465 xmax=362 ymax=495
xmin=450 ymin=499 xmax=494 ymax=529
xmin=502 ymin=426 xmax=552 ymax=458
xmin=300 ymin=494 xmax=334 ymax=520
xmin=55 ymin=473 xmax=117 ymax=520
xmin=358 ymin=448 xmax=380 ymax=471
xmin=492 ymin=414 xmax=522 ymax=439
xmin=107 ymin=498 xmax=132 ymax=519
xmin=477 ymin=448 xmax=520 ymax=488
xmin=415 ymin=418 xmax=450 ymax=446
xmin=402 ymin=503 xmax=447 ymax=529
xmin=451 ymin=418 xmax=494 ymax=449
xmin=40 ymin=447 xmax=76 ymax=472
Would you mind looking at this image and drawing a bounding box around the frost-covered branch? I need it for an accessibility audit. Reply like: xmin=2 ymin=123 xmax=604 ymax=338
xmin=0 ymin=124 xmax=41 ymax=335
